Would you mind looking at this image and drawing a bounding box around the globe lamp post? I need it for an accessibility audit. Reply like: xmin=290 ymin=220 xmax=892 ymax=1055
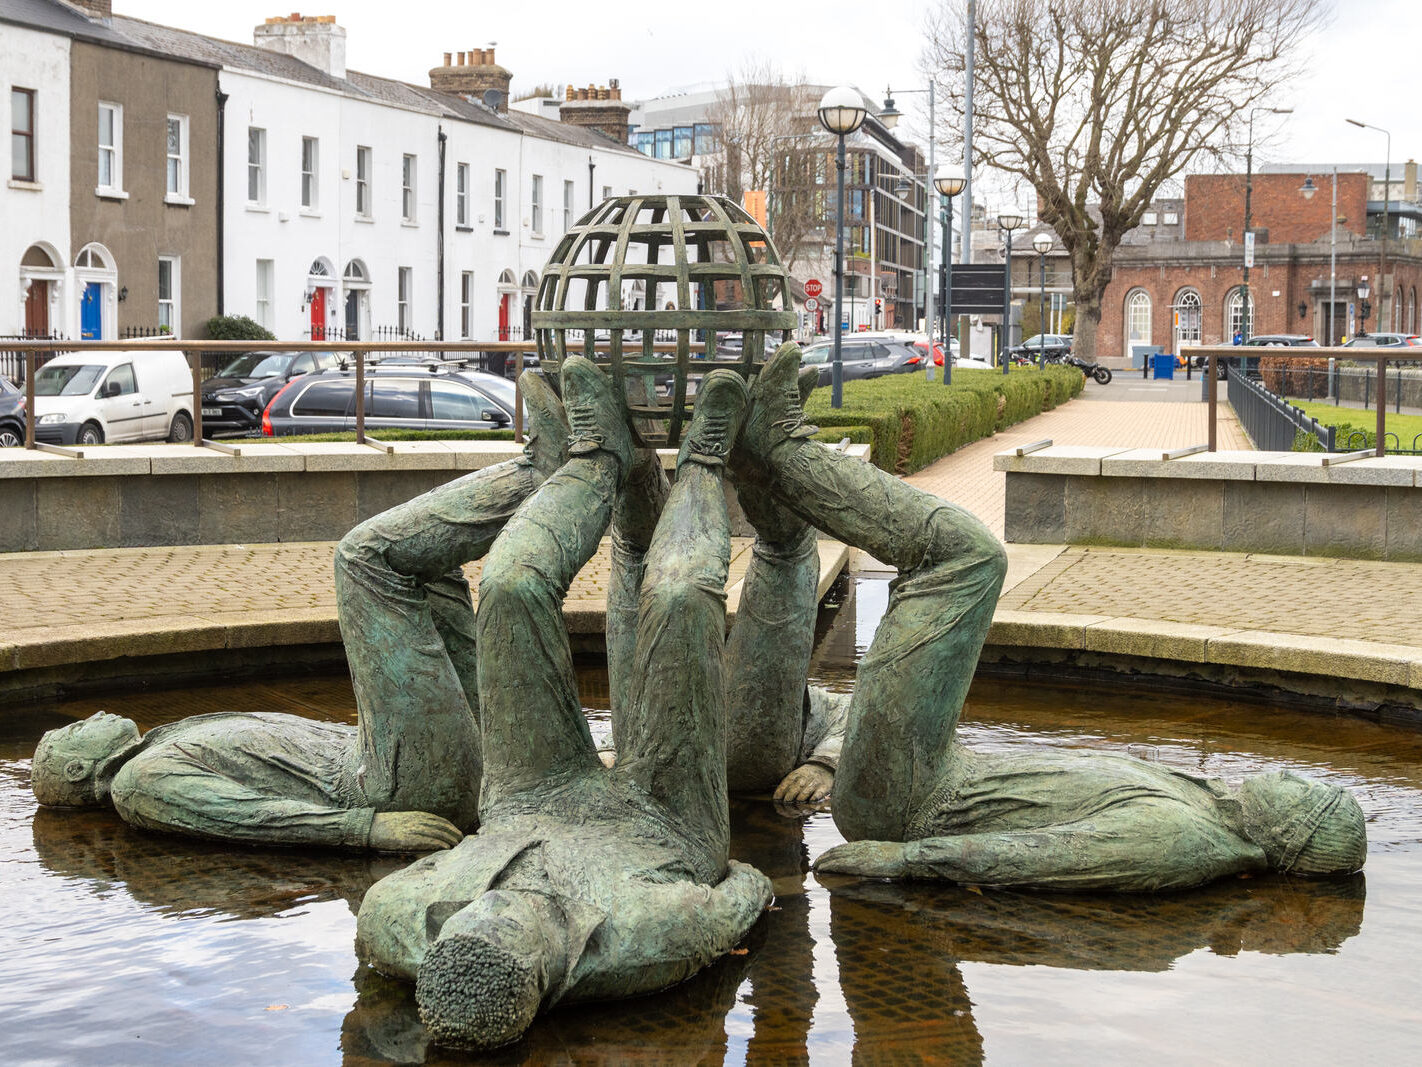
xmin=817 ymin=86 xmax=867 ymax=408
xmin=935 ymin=165 xmax=966 ymax=384
xmin=997 ymin=211 xmax=1024 ymax=374
xmin=1032 ymin=231 xmax=1054 ymax=369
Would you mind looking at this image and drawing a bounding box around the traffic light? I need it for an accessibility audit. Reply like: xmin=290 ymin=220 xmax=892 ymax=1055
xmin=874 ymin=298 xmax=882 ymax=316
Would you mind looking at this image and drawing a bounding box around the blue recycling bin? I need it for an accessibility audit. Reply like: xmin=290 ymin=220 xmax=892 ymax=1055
xmin=1152 ymin=353 xmax=1176 ymax=380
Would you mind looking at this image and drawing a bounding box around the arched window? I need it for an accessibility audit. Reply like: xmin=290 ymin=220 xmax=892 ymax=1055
xmin=1125 ymin=288 xmax=1151 ymax=358
xmin=343 ymin=259 xmax=368 ymax=284
xmin=521 ymin=270 xmax=538 ymax=290
xmin=1410 ymin=288 xmax=1417 ymax=334
xmin=21 ymin=243 xmax=60 ymax=270
xmin=1225 ymin=287 xmax=1254 ymax=341
xmin=498 ymin=269 xmax=517 ymax=287
xmin=74 ymin=243 xmax=114 ymax=271
xmin=1173 ymin=288 xmax=1201 ymax=350
xmin=308 ymin=257 xmax=332 ymax=278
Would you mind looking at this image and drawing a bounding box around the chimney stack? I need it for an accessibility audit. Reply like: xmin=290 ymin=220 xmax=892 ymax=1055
xmin=429 ymin=46 xmax=512 ymax=112
xmin=63 ymin=0 xmax=112 ymax=18
xmin=254 ymin=14 xmax=347 ymax=79
xmin=559 ymin=79 xmax=631 ymax=143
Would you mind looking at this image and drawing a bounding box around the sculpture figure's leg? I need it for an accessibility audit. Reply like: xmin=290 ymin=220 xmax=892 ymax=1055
xmin=476 ymin=358 xmax=631 ymax=812
xmin=606 ymin=448 xmax=669 ymax=733
xmin=335 ymin=372 xmax=569 ymax=830
xmin=616 ymin=370 xmax=750 ymax=872
xmin=738 ymin=345 xmax=1008 ymax=843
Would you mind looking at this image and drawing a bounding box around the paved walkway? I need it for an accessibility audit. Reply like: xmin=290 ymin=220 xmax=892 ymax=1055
xmin=3 ymin=380 xmax=1421 ymax=701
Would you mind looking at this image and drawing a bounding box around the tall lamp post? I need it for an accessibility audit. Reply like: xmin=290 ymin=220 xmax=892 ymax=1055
xmin=880 ymin=86 xmax=935 ymax=356
xmin=997 ymin=211 xmax=1023 ymax=374
xmin=1346 ymin=118 xmax=1390 ymax=331
xmin=818 ymin=86 xmax=867 ymax=409
xmin=1032 ymin=231 xmax=1054 ymax=369
xmin=1357 ymin=279 xmax=1372 ymax=336
xmin=1241 ymin=105 xmax=1293 ymax=342
xmin=936 ymin=165 xmax=966 ymax=385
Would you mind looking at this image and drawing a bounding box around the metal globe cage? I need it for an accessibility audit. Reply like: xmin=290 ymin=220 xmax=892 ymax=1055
xmin=533 ymin=194 xmax=796 ymax=447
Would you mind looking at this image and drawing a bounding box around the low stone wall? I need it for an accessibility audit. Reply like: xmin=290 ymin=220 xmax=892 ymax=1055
xmin=996 ymin=447 xmax=1422 ymax=560
xmin=0 ymin=441 xmax=873 ymax=552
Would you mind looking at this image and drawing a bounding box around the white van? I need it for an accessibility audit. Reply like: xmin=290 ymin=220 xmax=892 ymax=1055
xmin=33 ymin=350 xmax=194 ymax=446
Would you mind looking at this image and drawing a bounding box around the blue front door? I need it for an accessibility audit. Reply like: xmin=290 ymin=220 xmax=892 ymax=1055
xmin=80 ymin=283 xmax=101 ymax=339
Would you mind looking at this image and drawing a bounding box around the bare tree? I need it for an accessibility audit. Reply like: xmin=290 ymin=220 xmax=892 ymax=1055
xmin=925 ymin=0 xmax=1328 ymax=357
xmin=706 ymin=59 xmax=823 ymax=275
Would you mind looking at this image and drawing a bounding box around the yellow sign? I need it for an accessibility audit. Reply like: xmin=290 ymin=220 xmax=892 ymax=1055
xmin=743 ymin=190 xmax=768 ymax=229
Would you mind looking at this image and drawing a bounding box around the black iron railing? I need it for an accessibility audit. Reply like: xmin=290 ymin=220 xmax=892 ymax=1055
xmin=1227 ymin=368 xmax=1336 ymax=452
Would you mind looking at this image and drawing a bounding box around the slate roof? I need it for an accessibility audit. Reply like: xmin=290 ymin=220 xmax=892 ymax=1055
xmin=0 ymin=0 xmax=215 ymax=66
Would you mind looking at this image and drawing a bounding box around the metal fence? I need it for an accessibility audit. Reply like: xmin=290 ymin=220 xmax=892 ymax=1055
xmin=1226 ymin=368 xmax=1336 ymax=451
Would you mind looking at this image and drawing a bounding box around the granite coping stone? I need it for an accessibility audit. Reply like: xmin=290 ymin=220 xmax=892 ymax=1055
xmin=1009 ymin=447 xmax=1422 ymax=488
xmin=993 ymin=446 xmax=1129 ymax=476
xmin=1252 ymin=453 xmax=1419 ymax=487
xmin=1102 ymin=449 xmax=1258 ymax=480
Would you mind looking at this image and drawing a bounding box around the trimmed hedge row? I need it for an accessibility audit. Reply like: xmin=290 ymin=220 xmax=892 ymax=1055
xmin=803 ymin=366 xmax=1084 ymax=474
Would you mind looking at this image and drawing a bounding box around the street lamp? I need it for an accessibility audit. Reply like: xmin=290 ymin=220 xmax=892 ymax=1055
xmin=1357 ymin=278 xmax=1372 ymax=336
xmin=1032 ymin=231 xmax=1054 ymax=370
xmin=1242 ymin=106 xmax=1293 ymax=342
xmin=818 ymin=85 xmax=867 ymax=408
xmin=997 ymin=211 xmax=1024 ymax=374
xmin=881 ymin=84 xmax=936 ymax=369
xmin=1346 ymin=118 xmax=1391 ymax=331
xmin=935 ymin=165 xmax=966 ymax=385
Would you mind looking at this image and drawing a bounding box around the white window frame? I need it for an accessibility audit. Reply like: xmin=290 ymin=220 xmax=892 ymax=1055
xmin=255 ymin=259 xmax=274 ymax=331
xmin=530 ymin=174 xmax=544 ymax=236
xmin=165 ymin=114 xmax=191 ymax=203
xmin=602 ymin=184 xmax=612 ymax=202
xmin=355 ymin=145 xmax=372 ymax=218
xmin=494 ymin=168 xmax=507 ymax=230
xmin=157 ymin=256 xmax=180 ymax=336
xmin=301 ymin=135 xmax=319 ymax=211
xmin=1226 ymin=287 xmax=1254 ymax=340
xmin=402 ymin=153 xmax=417 ymax=223
xmin=397 ymin=266 xmax=412 ymax=332
xmin=563 ymin=179 xmax=574 ymax=230
xmin=1126 ymin=288 xmax=1152 ymax=349
xmin=97 ymin=101 xmax=124 ymax=196
xmin=456 ymin=162 xmax=470 ymax=227
xmin=11 ymin=87 xmax=36 ymax=183
xmin=460 ymin=271 xmax=473 ymax=338
xmin=247 ymin=126 xmax=266 ymax=206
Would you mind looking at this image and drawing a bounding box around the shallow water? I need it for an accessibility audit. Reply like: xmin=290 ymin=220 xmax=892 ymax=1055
xmin=4 ymin=580 xmax=1422 ymax=1064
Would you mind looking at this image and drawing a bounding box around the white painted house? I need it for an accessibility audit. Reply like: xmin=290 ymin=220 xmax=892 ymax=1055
xmin=113 ymin=14 xmax=696 ymax=344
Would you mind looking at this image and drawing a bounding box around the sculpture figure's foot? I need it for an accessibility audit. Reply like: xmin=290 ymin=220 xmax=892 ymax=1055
xmin=678 ymin=369 xmax=749 ymax=469
xmin=518 ymin=370 xmax=570 ymax=483
xmin=739 ymin=343 xmax=819 ymax=465
xmin=416 ymin=931 xmax=542 ymax=1049
xmin=561 ymin=355 xmax=633 ymax=481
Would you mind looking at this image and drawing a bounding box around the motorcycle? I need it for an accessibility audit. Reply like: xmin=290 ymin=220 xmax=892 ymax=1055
xmin=1045 ymin=351 xmax=1113 ymax=384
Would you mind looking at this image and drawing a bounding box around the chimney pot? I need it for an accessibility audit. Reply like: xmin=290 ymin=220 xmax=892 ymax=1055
xmin=486 ymin=47 xmax=495 ymax=64
xmin=443 ymin=52 xmax=452 ymax=66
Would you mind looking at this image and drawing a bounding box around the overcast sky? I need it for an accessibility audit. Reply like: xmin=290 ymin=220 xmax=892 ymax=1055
xmin=119 ymin=0 xmax=1419 ymax=209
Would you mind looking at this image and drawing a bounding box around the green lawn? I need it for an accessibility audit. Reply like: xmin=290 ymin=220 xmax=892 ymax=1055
xmin=1286 ymin=399 xmax=1422 ymax=451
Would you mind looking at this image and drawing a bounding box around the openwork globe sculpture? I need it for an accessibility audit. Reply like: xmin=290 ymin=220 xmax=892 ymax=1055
xmin=533 ymin=194 xmax=797 ymax=447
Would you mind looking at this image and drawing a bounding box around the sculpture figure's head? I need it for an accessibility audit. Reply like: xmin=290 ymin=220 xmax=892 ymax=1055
xmin=31 ymin=711 xmax=141 ymax=807
xmin=1238 ymin=769 xmax=1367 ymax=876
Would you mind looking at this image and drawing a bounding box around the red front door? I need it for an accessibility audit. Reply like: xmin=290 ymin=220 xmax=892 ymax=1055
xmin=498 ymin=293 xmax=511 ymax=341
xmin=310 ymin=286 xmax=327 ymax=339
xmin=24 ymin=280 xmax=49 ymax=335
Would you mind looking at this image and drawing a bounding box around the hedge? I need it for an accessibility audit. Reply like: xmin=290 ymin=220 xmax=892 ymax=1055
xmin=803 ymin=366 xmax=1084 ymax=474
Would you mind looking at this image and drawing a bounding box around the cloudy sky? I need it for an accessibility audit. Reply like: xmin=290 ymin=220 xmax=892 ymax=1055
xmin=119 ymin=0 xmax=1418 ymax=207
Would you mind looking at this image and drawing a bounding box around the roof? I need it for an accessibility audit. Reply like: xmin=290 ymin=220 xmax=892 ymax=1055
xmin=0 ymin=0 xmax=216 ymax=67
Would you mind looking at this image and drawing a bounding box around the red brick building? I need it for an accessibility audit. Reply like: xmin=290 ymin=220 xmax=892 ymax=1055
xmin=1096 ymin=170 xmax=1422 ymax=360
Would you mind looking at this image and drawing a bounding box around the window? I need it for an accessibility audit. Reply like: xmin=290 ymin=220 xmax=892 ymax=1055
xmin=563 ymin=179 xmax=574 ymax=230
xmin=301 ymin=135 xmax=318 ymax=210
xmin=1174 ymin=289 xmax=1202 ymax=347
xmin=494 ymin=168 xmax=506 ymax=230
xmin=654 ymin=129 xmax=673 ymax=159
xmin=157 ymin=257 xmax=179 ymax=335
xmin=355 ymin=145 xmax=372 ymax=217
xmin=247 ymin=126 xmax=265 ymax=204
xmin=693 ymin=123 xmax=717 ymax=156
xmin=397 ymin=266 xmax=412 ymax=331
xmin=102 ymin=364 xmax=137 ymax=396
xmin=255 ymin=259 xmax=274 ymax=330
xmin=1225 ymin=287 xmax=1254 ymax=340
xmin=163 ymin=114 xmax=189 ymax=200
xmin=602 ymin=185 xmax=612 ymax=202
xmin=636 ymin=132 xmax=654 ymax=156
xmin=11 ymin=88 xmax=35 ymax=182
xmin=1142 ymin=211 xmax=1158 ymax=226
xmin=291 ymin=379 xmax=353 ymax=417
xmin=369 ymin=379 xmax=422 ymax=420
xmin=673 ymin=126 xmax=693 ymax=158
xmin=430 ymin=379 xmax=487 ymax=421
xmin=98 ymin=102 xmax=123 ymax=193
xmin=456 ymin=162 xmax=470 ymax=226
xmin=460 ymin=271 xmax=473 ymax=338
xmin=1125 ymin=289 xmax=1151 ymax=352
xmin=531 ymin=174 xmax=543 ymax=235
xmin=402 ymin=154 xmax=417 ymax=222
xmin=1163 ymin=212 xmax=1179 ymax=225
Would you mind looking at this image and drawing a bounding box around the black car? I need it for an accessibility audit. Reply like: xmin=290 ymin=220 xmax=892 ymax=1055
xmin=201 ymin=350 xmax=341 ymax=436
xmin=1241 ymin=335 xmax=1320 ymax=347
xmin=799 ymin=338 xmax=925 ymax=387
xmin=1009 ymin=333 xmax=1073 ymax=361
xmin=262 ymin=365 xmax=520 ymax=437
xmin=0 ymin=375 xmax=25 ymax=447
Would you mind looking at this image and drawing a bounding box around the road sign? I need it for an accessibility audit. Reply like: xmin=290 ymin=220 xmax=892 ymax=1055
xmin=805 ymin=279 xmax=823 ymax=298
xmin=1244 ymin=231 xmax=1255 ymax=269
xmin=949 ymin=264 xmax=1009 ymax=313
xmin=803 ymin=297 xmax=819 ymax=312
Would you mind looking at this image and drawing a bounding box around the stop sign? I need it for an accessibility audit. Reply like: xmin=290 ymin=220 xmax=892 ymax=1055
xmin=804 ymin=279 xmax=823 ymax=298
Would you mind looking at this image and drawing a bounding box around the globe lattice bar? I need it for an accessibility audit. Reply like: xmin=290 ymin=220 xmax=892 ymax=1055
xmin=533 ymin=194 xmax=797 ymax=447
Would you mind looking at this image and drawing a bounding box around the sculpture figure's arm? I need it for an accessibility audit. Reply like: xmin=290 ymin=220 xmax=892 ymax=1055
xmin=773 ymin=687 xmax=851 ymax=804
xmin=815 ymin=817 xmax=1267 ymax=893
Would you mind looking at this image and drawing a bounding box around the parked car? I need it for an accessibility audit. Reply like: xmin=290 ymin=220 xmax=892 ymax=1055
xmin=1241 ymin=334 xmax=1320 ymax=347
xmin=200 ymin=350 xmax=342 ymax=436
xmin=32 ymin=350 xmax=194 ymax=446
xmin=1343 ymin=333 xmax=1421 ymax=348
xmin=798 ymin=338 xmax=924 ymax=387
xmin=1009 ymin=333 xmax=1073 ymax=361
xmin=262 ymin=365 xmax=521 ymax=437
xmin=0 ymin=375 xmax=25 ymax=447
